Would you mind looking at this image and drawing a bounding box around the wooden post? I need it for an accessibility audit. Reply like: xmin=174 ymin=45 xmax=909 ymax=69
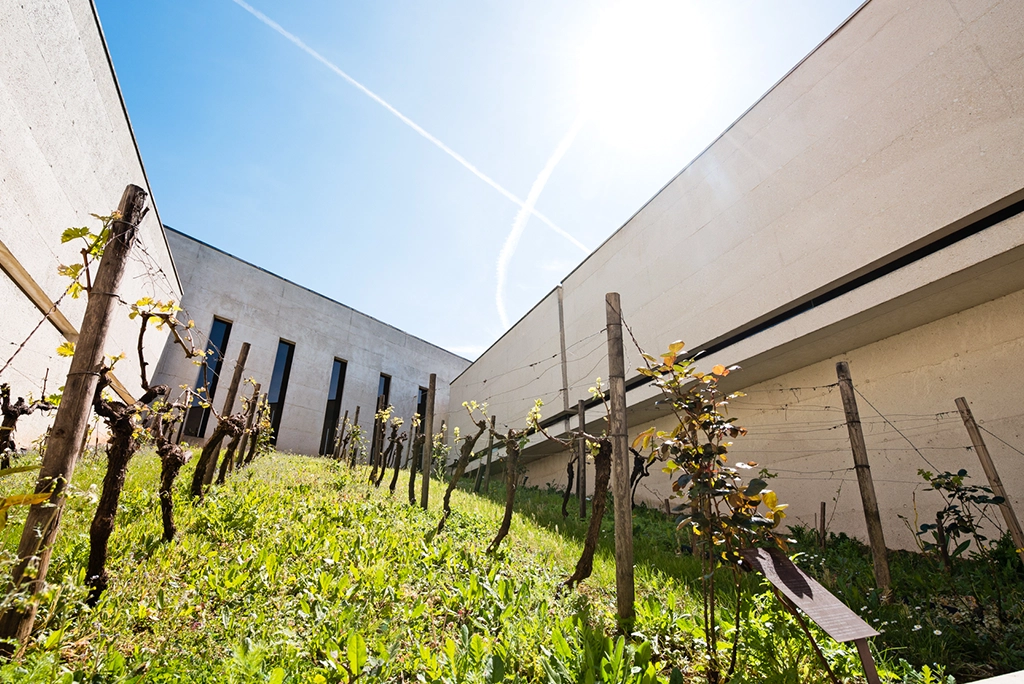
xmin=203 ymin=342 xmax=250 ymax=485
xmin=836 ymin=361 xmax=891 ymax=598
xmin=819 ymin=501 xmax=827 ymax=549
xmin=419 ymin=373 xmax=436 ymax=509
xmin=577 ymin=399 xmax=587 ymax=519
xmin=606 ymin=293 xmax=634 ymax=625
xmin=955 ymin=397 xmax=1024 ymax=565
xmin=236 ymin=382 xmax=261 ymax=465
xmin=351 ymin=405 xmax=360 ymax=463
xmin=0 ymin=184 xmax=147 ymax=649
xmin=473 ymin=416 xmax=495 ymax=493
xmin=556 ymin=286 xmax=573 ymax=498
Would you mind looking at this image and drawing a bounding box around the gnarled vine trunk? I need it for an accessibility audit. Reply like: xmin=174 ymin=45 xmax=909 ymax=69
xmin=87 ymin=381 xmax=167 ymax=605
xmin=373 ymin=423 xmax=399 ymax=488
xmin=0 ymin=385 xmax=51 ymax=469
xmin=156 ymin=424 xmax=188 ymax=542
xmin=407 ymin=433 xmax=423 ymax=506
xmin=486 ymin=431 xmax=524 ymax=554
xmin=437 ymin=419 xmax=487 ymax=534
xmin=562 ymin=438 xmax=611 ymax=589
xmin=561 ymin=452 xmax=577 ymax=518
xmin=190 ymin=413 xmax=244 ymax=500
xmin=215 ymin=430 xmax=243 ymax=485
xmin=388 ymin=433 xmax=407 ymax=494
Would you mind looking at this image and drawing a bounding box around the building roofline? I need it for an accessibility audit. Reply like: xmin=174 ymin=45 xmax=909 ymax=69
xmin=450 ymin=284 xmax=562 ymax=384
xmin=89 ymin=0 xmax=183 ymax=295
xmin=164 ymin=226 xmax=471 ymax=364
xmin=454 ymin=1 xmax=872 ymax=384
xmin=559 ymin=0 xmax=872 ymax=286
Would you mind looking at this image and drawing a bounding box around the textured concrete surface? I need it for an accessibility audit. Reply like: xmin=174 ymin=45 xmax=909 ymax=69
xmin=0 ymin=0 xmax=181 ymax=445
xmin=448 ymin=0 xmax=1024 ymax=549
xmin=152 ymin=229 xmax=469 ymax=456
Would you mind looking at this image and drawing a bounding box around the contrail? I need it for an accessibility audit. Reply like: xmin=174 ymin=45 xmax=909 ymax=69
xmin=496 ymin=115 xmax=585 ymax=328
xmin=230 ymin=0 xmax=587 ymax=253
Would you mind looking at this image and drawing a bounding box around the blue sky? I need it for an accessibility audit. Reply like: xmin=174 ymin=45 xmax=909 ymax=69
xmin=96 ymin=0 xmax=863 ymax=358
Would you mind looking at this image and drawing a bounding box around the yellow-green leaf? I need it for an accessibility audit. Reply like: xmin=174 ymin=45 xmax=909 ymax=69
xmin=0 ymin=492 xmax=52 ymax=511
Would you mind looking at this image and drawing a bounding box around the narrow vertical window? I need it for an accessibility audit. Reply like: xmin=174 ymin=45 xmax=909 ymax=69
xmin=319 ymin=358 xmax=348 ymax=455
xmin=183 ymin=317 xmax=232 ymax=437
xmin=415 ymin=386 xmax=428 ymax=435
xmin=267 ymin=340 xmax=296 ymax=446
xmin=370 ymin=373 xmax=391 ymax=462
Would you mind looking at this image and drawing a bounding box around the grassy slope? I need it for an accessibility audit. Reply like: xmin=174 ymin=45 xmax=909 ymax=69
xmin=0 ymin=451 xmax=1009 ymax=682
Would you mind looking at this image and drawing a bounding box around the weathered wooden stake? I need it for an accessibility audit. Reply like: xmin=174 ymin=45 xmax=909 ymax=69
xmin=577 ymin=399 xmax=587 ymax=519
xmin=482 ymin=415 xmax=497 ymax=491
xmin=955 ymin=397 xmax=1024 ymax=566
xmin=819 ymin=501 xmax=827 ymax=549
xmin=0 ymin=184 xmax=147 ymax=650
xmin=419 ymin=373 xmax=436 ymax=509
xmin=606 ymin=292 xmax=634 ymax=625
xmin=348 ymin=406 xmax=361 ymax=467
xmin=836 ymin=361 xmax=891 ymax=598
xmin=473 ymin=416 xmax=495 ymax=493
xmin=202 ymin=342 xmax=250 ymax=486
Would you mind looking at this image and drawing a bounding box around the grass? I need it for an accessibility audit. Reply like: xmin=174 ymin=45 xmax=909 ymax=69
xmin=0 ymin=450 xmax=1014 ymax=682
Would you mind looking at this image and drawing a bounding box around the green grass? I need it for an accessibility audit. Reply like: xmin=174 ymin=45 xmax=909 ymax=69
xmin=0 ymin=451 xmax=1009 ymax=682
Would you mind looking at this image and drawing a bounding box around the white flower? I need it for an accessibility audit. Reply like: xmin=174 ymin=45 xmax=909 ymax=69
xmin=913 ymin=625 xmax=922 ymax=631
xmin=934 ymin=629 xmax=942 ymax=636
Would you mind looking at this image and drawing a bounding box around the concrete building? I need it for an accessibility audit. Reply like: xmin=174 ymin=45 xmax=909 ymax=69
xmin=0 ymin=0 xmax=467 ymax=458
xmin=0 ymin=0 xmax=181 ymax=446
xmin=447 ymin=0 xmax=1024 ymax=549
xmin=152 ymin=229 xmax=470 ymax=456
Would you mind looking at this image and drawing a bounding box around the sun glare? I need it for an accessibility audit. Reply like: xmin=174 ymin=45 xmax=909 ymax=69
xmin=576 ymin=0 xmax=717 ymax=153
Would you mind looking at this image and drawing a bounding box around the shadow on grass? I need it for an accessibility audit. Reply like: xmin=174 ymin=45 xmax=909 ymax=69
xmin=461 ymin=477 xmax=702 ymax=582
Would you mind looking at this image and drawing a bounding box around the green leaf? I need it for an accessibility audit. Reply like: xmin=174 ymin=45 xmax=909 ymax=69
xmin=268 ymin=667 xmax=285 ymax=684
xmin=60 ymin=226 xmax=91 ymax=243
xmin=0 ymin=464 xmax=41 ymax=479
xmin=56 ymin=341 xmax=76 ymax=357
xmin=346 ymin=632 xmax=367 ymax=674
xmin=488 ymin=654 xmax=505 ymax=683
xmin=0 ymin=492 xmax=52 ymax=511
xmin=744 ymin=479 xmax=767 ymax=497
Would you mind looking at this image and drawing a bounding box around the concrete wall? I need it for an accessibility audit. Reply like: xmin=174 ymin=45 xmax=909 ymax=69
xmin=152 ymin=229 xmax=470 ymax=456
xmin=521 ymin=286 xmax=1024 ymax=550
xmin=447 ymin=0 xmax=1024 ymax=549
xmin=0 ymin=0 xmax=181 ymax=445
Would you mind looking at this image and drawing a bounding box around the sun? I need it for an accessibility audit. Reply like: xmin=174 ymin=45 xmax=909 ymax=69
xmin=575 ymin=0 xmax=717 ymax=154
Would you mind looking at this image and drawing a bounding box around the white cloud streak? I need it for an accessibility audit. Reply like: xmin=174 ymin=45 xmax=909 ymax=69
xmin=496 ymin=115 xmax=585 ymax=329
xmin=229 ymin=0 xmax=588 ymax=253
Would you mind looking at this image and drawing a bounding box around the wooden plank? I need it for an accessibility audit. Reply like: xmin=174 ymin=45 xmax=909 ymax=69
xmin=0 ymin=237 xmax=79 ymax=342
xmin=0 ymin=237 xmax=135 ymax=404
xmin=740 ymin=547 xmax=879 ymax=643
